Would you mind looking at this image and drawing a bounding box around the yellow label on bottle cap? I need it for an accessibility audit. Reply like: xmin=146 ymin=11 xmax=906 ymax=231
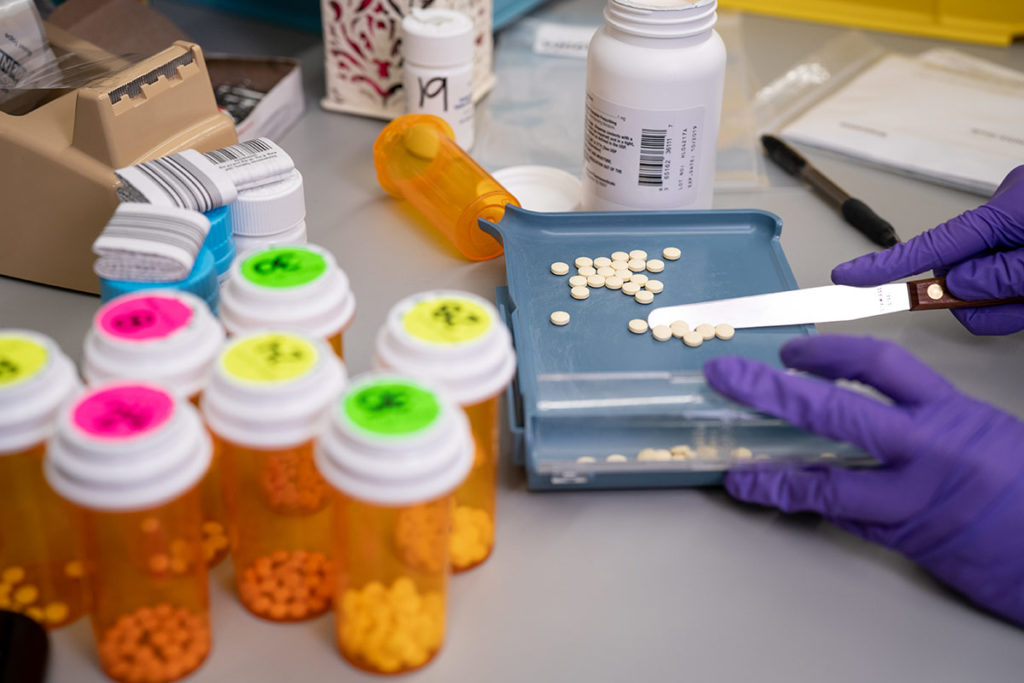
xmin=0 ymin=337 xmax=48 ymax=387
xmin=402 ymin=297 xmax=492 ymax=345
xmin=222 ymin=333 xmax=318 ymax=383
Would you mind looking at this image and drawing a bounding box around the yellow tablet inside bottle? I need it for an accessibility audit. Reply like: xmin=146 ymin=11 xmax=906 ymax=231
xmin=374 ymin=291 xmax=516 ymax=572
xmin=46 ymin=382 xmax=213 ymax=683
xmin=202 ymin=331 xmax=347 ymax=622
xmin=0 ymin=330 xmax=86 ymax=629
xmin=316 ymin=374 xmax=473 ymax=674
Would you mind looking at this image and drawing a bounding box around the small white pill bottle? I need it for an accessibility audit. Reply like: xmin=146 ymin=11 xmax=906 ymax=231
xmin=401 ymin=8 xmax=476 ymax=151
xmin=581 ymin=0 xmax=726 ymax=212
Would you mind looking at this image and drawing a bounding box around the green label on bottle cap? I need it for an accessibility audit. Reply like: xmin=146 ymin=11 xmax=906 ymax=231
xmin=344 ymin=381 xmax=440 ymax=436
xmin=241 ymin=247 xmax=326 ymax=289
xmin=0 ymin=336 xmax=48 ymax=387
xmin=402 ymin=297 xmax=491 ymax=345
xmin=223 ymin=333 xmax=318 ymax=383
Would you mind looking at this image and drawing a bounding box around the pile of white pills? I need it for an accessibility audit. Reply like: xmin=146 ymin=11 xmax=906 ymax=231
xmin=549 ymin=247 xmax=682 ymax=324
xmin=629 ymin=318 xmax=735 ymax=348
xmin=574 ymin=445 xmax=757 ymax=464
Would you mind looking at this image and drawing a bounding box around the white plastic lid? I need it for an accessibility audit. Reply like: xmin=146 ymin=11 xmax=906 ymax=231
xmin=83 ymin=290 xmax=225 ymax=400
xmin=45 ymin=382 xmax=212 ymax=512
xmin=0 ymin=330 xmax=81 ymax=454
xmin=229 ymin=169 xmax=306 ymax=237
xmin=374 ymin=290 xmax=516 ymax=406
xmin=401 ymin=8 xmax=474 ymax=69
xmin=492 ymin=166 xmax=581 ymax=212
xmin=233 ymin=219 xmax=308 ymax=256
xmin=315 ymin=372 xmax=473 ymax=506
xmin=201 ymin=331 xmax=347 ymax=450
xmin=219 ymin=243 xmax=356 ymax=340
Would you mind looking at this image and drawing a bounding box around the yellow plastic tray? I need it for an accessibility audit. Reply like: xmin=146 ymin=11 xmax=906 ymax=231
xmin=719 ymin=0 xmax=1024 ymax=46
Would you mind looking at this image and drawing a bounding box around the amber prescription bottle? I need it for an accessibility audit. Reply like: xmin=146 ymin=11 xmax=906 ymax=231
xmin=202 ymin=331 xmax=346 ymax=622
xmin=219 ymin=244 xmax=356 ymax=359
xmin=373 ymin=113 xmax=520 ymax=261
xmin=316 ymin=373 xmax=473 ymax=674
xmin=83 ymin=290 xmax=230 ymax=566
xmin=0 ymin=330 xmax=85 ymax=630
xmin=45 ymin=383 xmax=213 ymax=683
xmin=374 ymin=291 xmax=515 ymax=572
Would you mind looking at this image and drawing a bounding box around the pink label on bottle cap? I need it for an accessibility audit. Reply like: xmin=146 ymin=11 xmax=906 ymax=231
xmin=98 ymin=296 xmax=194 ymax=342
xmin=73 ymin=385 xmax=175 ymax=439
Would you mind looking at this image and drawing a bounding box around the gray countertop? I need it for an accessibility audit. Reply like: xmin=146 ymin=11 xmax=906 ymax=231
xmin=4 ymin=0 xmax=1022 ymax=680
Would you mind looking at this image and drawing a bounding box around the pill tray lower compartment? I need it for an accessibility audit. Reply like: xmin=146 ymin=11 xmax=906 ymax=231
xmin=486 ymin=206 xmax=868 ymax=491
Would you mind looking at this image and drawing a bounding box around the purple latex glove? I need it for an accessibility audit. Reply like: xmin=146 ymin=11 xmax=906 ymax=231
xmin=704 ymin=335 xmax=1024 ymax=626
xmin=832 ymin=165 xmax=1024 ymax=335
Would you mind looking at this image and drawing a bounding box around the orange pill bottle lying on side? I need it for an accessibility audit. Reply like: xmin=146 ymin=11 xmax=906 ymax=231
xmin=202 ymin=331 xmax=347 ymax=622
xmin=83 ymin=290 xmax=230 ymax=567
xmin=46 ymin=383 xmax=213 ymax=683
xmin=374 ymin=291 xmax=516 ymax=572
xmin=0 ymin=331 xmax=86 ymax=629
xmin=373 ymin=114 xmax=520 ymax=261
xmin=316 ymin=374 xmax=473 ymax=674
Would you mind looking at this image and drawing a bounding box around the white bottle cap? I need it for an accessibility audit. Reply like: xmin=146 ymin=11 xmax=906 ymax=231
xmin=401 ymin=9 xmax=474 ymax=69
xmin=219 ymin=243 xmax=356 ymax=341
xmin=374 ymin=290 xmax=516 ymax=406
xmin=202 ymin=331 xmax=347 ymax=450
xmin=83 ymin=290 xmax=225 ymax=400
xmin=233 ymin=219 xmax=308 ymax=256
xmin=45 ymin=382 xmax=212 ymax=512
xmin=315 ymin=372 xmax=473 ymax=506
xmin=0 ymin=330 xmax=81 ymax=454
xmin=491 ymin=166 xmax=582 ymax=212
xmin=229 ymin=169 xmax=306 ymax=237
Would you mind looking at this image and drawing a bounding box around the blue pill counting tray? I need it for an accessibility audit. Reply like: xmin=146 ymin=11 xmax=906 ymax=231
xmin=485 ymin=206 xmax=867 ymax=491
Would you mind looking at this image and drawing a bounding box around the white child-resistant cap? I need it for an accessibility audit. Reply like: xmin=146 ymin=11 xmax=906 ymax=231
xmin=201 ymin=331 xmax=347 ymax=450
xmin=45 ymin=382 xmax=211 ymax=512
xmin=219 ymin=243 xmax=356 ymax=341
xmin=492 ymin=166 xmax=582 ymax=212
xmin=229 ymin=168 xmax=306 ymax=237
xmin=0 ymin=330 xmax=81 ymax=454
xmin=315 ymin=372 xmax=474 ymax=506
xmin=374 ymin=290 xmax=516 ymax=406
xmin=233 ymin=220 xmax=308 ymax=256
xmin=83 ymin=290 xmax=225 ymax=400
xmin=401 ymin=8 xmax=474 ymax=69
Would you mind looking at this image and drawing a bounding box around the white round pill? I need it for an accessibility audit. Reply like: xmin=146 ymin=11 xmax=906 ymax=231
xmin=682 ymin=331 xmax=703 ymax=347
xmin=550 ymin=311 xmax=570 ymax=326
xmin=569 ymin=275 xmax=587 ymax=287
xmin=627 ymin=258 xmax=646 ymax=272
xmin=611 ymin=251 xmax=629 ymax=262
xmin=606 ymin=454 xmax=628 ymax=462
xmin=596 ymin=266 xmax=615 ymax=277
xmin=670 ymin=320 xmax=689 ymax=337
xmin=587 ymin=274 xmax=605 ymax=288
xmin=662 ymin=247 xmax=681 ymax=260
xmin=593 ymin=257 xmax=612 ymax=268
xmin=644 ymin=279 xmax=663 ymax=294
xmin=630 ymin=273 xmax=649 ymax=287
xmin=622 ymin=282 xmax=641 ymax=296
xmin=576 ymin=456 xmax=596 ymax=463
xmin=551 ymin=262 xmax=570 ymax=275
xmin=628 ymin=318 xmax=648 ymax=334
xmin=637 ymin=448 xmax=658 ymax=461
xmin=635 ymin=290 xmax=654 ymax=304
xmin=653 ymin=448 xmax=672 ymax=461
xmin=578 ymin=266 xmax=596 ymax=277
xmin=605 ymin=276 xmax=624 ymax=290
xmin=696 ymin=323 xmax=715 ymax=340
xmin=614 ymin=269 xmax=631 ymax=281
xmin=611 ymin=260 xmax=629 ymax=271
xmin=570 ymin=286 xmax=590 ymax=300
xmin=646 ymin=259 xmax=665 ymax=273
xmin=575 ymin=256 xmax=593 ymax=268
xmin=629 ymin=249 xmax=647 ymax=260
xmin=652 ymin=325 xmax=672 ymax=341
xmin=715 ymin=323 xmax=735 ymax=340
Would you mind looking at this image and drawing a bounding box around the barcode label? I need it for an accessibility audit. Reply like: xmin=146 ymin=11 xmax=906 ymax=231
xmin=92 ymin=204 xmax=211 ymax=283
xmin=203 ymin=137 xmax=294 ymax=191
xmin=638 ymin=128 xmax=668 ymax=187
xmin=115 ymin=149 xmax=237 ymax=212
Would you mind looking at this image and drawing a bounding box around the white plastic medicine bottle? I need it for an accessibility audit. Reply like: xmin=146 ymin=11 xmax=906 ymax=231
xmin=582 ymin=0 xmax=726 ymax=212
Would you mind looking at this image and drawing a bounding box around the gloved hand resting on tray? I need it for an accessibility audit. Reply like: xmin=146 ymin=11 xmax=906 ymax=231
xmin=832 ymin=164 xmax=1024 ymax=335
xmin=704 ymin=335 xmax=1024 ymax=627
